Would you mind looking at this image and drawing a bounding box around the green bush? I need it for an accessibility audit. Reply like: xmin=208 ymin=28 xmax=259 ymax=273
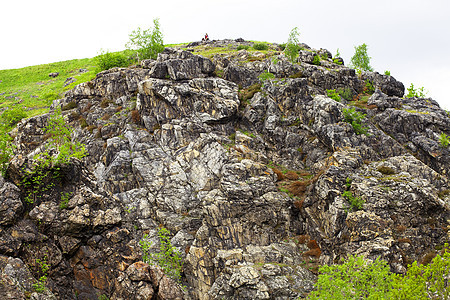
xmin=258 ymin=70 xmax=275 ymax=87
xmin=338 ymin=88 xmax=354 ymax=101
xmin=349 ymin=43 xmax=373 ymax=72
xmin=253 ymin=43 xmax=269 ymax=51
xmin=139 ymin=227 xmax=183 ymax=282
xmin=126 ymin=18 xmax=164 ymax=61
xmin=439 ymin=133 xmax=449 ymax=148
xmin=279 ymin=43 xmax=286 ymax=51
xmin=406 ymin=83 xmax=428 ymax=98
xmin=364 ymin=80 xmax=375 ymax=94
xmin=342 ymin=107 xmax=368 ymax=135
xmin=284 ymin=27 xmax=301 ymax=63
xmin=94 ymin=50 xmax=129 ymax=71
xmin=326 ymin=89 xmax=341 ymax=102
xmin=384 ymin=70 xmax=391 ymax=76
xmin=312 ymin=55 xmax=321 ymax=66
xmin=309 ymin=247 xmax=450 ymax=299
xmin=236 ymin=45 xmax=249 ymax=51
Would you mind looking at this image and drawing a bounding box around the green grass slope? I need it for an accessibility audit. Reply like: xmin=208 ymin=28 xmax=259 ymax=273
xmin=0 ymin=58 xmax=97 ymax=118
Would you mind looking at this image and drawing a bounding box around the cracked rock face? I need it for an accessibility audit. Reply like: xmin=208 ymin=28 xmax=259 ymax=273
xmin=1 ymin=41 xmax=449 ymax=299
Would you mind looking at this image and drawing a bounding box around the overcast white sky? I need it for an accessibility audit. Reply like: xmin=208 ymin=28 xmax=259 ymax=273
xmin=1 ymin=0 xmax=449 ymax=109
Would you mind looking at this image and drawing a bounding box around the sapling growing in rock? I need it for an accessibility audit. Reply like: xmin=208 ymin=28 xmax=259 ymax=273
xmin=349 ymin=43 xmax=373 ymax=72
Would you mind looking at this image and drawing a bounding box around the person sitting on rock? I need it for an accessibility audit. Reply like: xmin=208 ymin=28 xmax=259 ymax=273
xmin=202 ymin=33 xmax=209 ymax=42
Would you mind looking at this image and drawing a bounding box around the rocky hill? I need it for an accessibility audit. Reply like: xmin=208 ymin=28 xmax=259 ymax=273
xmin=1 ymin=39 xmax=449 ymax=300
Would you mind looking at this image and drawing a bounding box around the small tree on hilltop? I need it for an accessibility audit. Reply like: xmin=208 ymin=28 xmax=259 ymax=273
xmin=350 ymin=43 xmax=373 ymax=72
xmin=285 ymin=27 xmax=301 ymax=63
xmin=126 ymin=18 xmax=164 ymax=61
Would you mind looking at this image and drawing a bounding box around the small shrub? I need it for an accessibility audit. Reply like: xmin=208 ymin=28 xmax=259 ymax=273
xmin=94 ymin=50 xmax=129 ymax=71
xmin=59 ymin=192 xmax=71 ymax=209
xmin=312 ymin=55 xmax=320 ymax=66
xmin=326 ymin=89 xmax=341 ymax=102
xmin=406 ymin=83 xmax=428 ymax=98
xmin=258 ymin=70 xmax=275 ymax=86
xmin=279 ymin=43 xmax=286 ymax=51
xmin=384 ymin=70 xmax=391 ymax=76
xmin=342 ymin=107 xmax=369 ymax=135
xmin=349 ymin=43 xmax=374 ymax=72
xmin=364 ymin=79 xmax=375 ymax=94
xmin=284 ymin=27 xmax=301 ymax=63
xmin=253 ymin=43 xmax=269 ymax=51
xmin=338 ymin=88 xmax=353 ymax=101
xmin=342 ymin=190 xmax=364 ymax=211
xmin=439 ymin=132 xmax=449 ymax=148
xmin=139 ymin=227 xmax=183 ymax=282
xmin=32 ymin=256 xmax=49 ymax=293
xmin=126 ymin=18 xmax=164 ymax=61
xmin=236 ymin=45 xmax=249 ymax=51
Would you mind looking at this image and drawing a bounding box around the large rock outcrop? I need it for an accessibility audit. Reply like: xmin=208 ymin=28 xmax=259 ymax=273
xmin=1 ymin=40 xmax=449 ymax=299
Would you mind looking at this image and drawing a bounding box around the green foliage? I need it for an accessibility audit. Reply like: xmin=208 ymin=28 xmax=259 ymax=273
xmin=335 ymin=48 xmax=341 ymax=58
xmin=342 ymin=190 xmax=364 ymax=211
xmin=439 ymin=133 xmax=449 ymax=148
xmin=22 ymin=109 xmax=86 ymax=204
xmin=309 ymin=246 xmax=450 ymax=299
xmin=406 ymin=83 xmax=428 ymax=98
xmin=384 ymin=70 xmax=391 ymax=76
xmin=309 ymin=255 xmax=393 ymax=299
xmin=139 ymin=227 xmax=183 ymax=282
xmin=126 ymin=18 xmax=164 ymax=61
xmin=326 ymin=89 xmax=341 ymax=102
xmin=364 ymin=80 xmax=375 ymax=94
xmin=349 ymin=43 xmax=374 ymax=72
xmin=342 ymin=107 xmax=369 ymax=135
xmin=59 ymin=192 xmax=71 ymax=209
xmin=32 ymin=256 xmax=49 ymax=293
xmin=253 ymin=43 xmax=269 ymax=51
xmin=236 ymin=45 xmax=249 ymax=51
xmin=258 ymin=70 xmax=275 ymax=87
xmin=94 ymin=50 xmax=129 ymax=71
xmin=312 ymin=55 xmax=321 ymax=66
xmin=285 ymin=27 xmax=301 ymax=63
xmin=339 ymin=88 xmax=353 ymax=101
xmin=279 ymin=43 xmax=286 ymax=51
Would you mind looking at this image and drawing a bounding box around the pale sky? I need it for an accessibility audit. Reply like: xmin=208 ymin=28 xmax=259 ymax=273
xmin=1 ymin=0 xmax=449 ymax=110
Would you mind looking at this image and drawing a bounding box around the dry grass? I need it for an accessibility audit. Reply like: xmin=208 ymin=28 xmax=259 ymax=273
xmin=131 ymin=110 xmax=141 ymax=124
xmin=285 ymin=170 xmax=299 ymax=180
xmin=273 ymin=168 xmax=284 ymax=181
xmin=288 ymin=180 xmax=310 ymax=196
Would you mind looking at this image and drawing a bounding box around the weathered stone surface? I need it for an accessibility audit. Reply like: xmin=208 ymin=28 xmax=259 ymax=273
xmin=1 ymin=40 xmax=449 ymax=300
xmin=0 ymin=178 xmax=22 ymax=226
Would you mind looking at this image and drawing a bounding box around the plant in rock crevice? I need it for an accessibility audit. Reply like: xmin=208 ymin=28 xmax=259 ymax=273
xmin=342 ymin=107 xmax=369 ymax=136
xmin=21 ymin=108 xmax=86 ymax=204
xmin=139 ymin=227 xmax=183 ymax=283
